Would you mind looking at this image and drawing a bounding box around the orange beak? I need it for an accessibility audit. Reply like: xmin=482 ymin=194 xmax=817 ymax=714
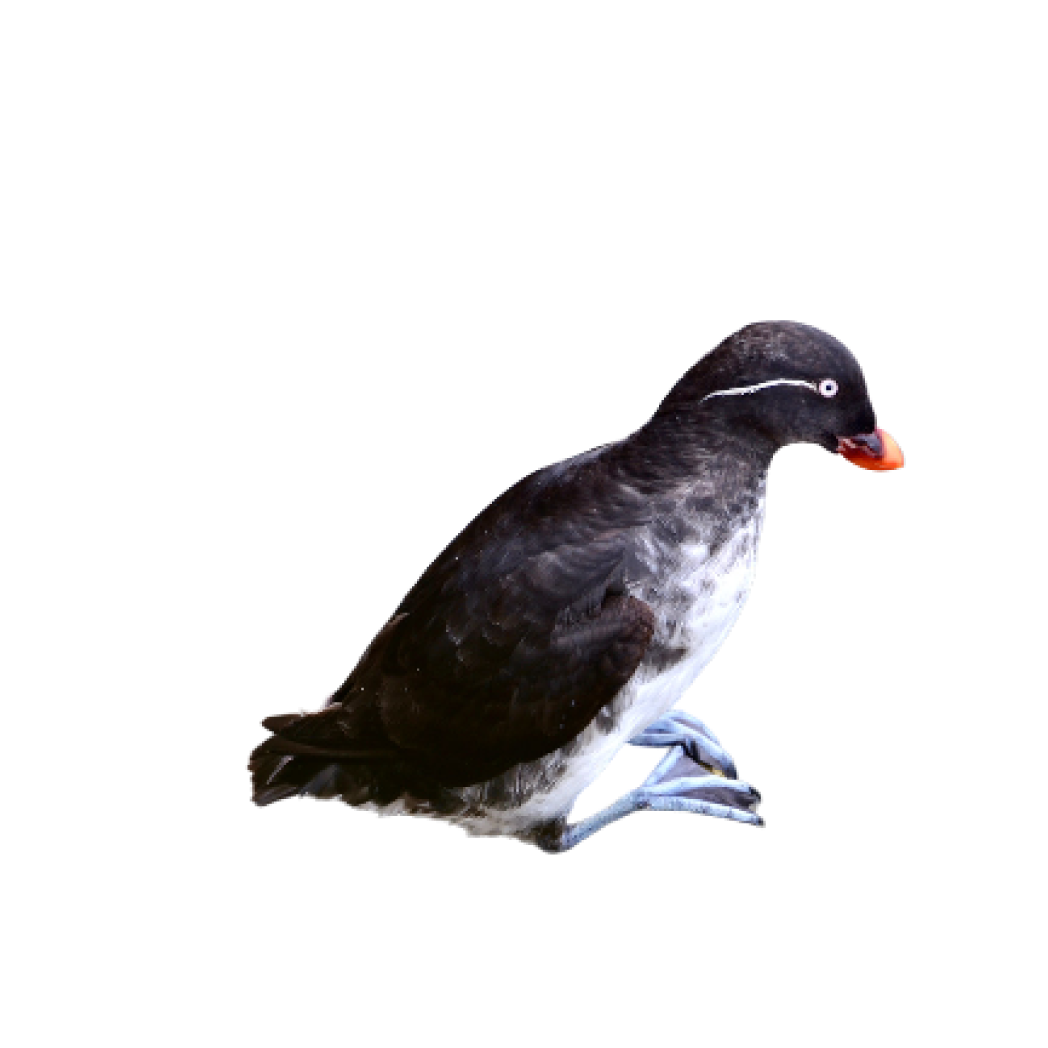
xmin=838 ymin=427 xmax=904 ymax=471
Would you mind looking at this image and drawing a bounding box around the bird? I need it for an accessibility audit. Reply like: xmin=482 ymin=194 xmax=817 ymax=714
xmin=249 ymin=321 xmax=903 ymax=852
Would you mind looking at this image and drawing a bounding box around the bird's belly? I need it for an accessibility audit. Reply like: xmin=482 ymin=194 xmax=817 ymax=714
xmin=452 ymin=517 xmax=760 ymax=836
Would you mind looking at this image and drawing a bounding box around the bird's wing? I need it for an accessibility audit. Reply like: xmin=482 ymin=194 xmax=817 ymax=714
xmin=330 ymin=536 xmax=655 ymax=786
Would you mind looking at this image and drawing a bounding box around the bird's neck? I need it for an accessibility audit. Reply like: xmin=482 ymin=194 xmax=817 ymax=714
xmin=610 ymin=409 xmax=777 ymax=505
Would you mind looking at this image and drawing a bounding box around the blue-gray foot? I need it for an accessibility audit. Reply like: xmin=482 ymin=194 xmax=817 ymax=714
xmin=629 ymin=710 xmax=738 ymax=779
xmin=531 ymin=749 xmax=762 ymax=853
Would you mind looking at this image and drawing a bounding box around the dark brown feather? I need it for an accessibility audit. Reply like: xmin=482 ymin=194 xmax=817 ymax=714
xmin=252 ymin=510 xmax=656 ymax=796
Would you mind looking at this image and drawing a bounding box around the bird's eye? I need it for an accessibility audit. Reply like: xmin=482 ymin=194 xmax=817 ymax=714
xmin=818 ymin=378 xmax=838 ymax=398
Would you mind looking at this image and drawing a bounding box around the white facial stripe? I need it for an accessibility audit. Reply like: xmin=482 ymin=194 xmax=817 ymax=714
xmin=700 ymin=378 xmax=818 ymax=403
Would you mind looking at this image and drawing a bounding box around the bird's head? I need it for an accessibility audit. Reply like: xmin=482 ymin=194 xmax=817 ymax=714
xmin=656 ymin=321 xmax=903 ymax=470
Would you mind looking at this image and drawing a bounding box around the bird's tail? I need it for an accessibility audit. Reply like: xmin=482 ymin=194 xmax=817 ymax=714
xmin=248 ymin=710 xmax=394 ymax=807
xmin=249 ymin=748 xmax=360 ymax=806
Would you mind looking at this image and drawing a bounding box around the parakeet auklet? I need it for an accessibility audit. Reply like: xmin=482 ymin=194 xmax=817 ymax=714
xmin=249 ymin=321 xmax=903 ymax=851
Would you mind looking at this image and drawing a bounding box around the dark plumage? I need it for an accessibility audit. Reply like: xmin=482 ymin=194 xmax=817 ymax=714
xmin=249 ymin=321 xmax=902 ymax=849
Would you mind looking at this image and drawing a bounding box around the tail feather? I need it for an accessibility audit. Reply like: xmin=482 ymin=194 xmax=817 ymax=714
xmin=249 ymin=707 xmax=396 ymax=807
xmin=250 ymin=701 xmax=477 ymax=817
xmin=247 ymin=746 xmax=375 ymax=800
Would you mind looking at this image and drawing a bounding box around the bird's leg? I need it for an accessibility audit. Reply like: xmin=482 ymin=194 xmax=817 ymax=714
xmin=530 ymin=744 xmax=762 ymax=853
xmin=629 ymin=710 xmax=738 ymax=779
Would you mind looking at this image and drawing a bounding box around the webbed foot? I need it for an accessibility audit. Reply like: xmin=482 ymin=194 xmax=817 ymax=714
xmin=629 ymin=710 xmax=738 ymax=779
xmin=532 ymin=746 xmax=762 ymax=853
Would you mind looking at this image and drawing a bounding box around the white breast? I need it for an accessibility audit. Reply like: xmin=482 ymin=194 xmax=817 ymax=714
xmin=613 ymin=512 xmax=763 ymax=744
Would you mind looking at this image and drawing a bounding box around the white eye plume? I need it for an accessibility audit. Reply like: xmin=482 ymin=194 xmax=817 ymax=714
xmin=699 ymin=376 xmax=842 ymax=404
